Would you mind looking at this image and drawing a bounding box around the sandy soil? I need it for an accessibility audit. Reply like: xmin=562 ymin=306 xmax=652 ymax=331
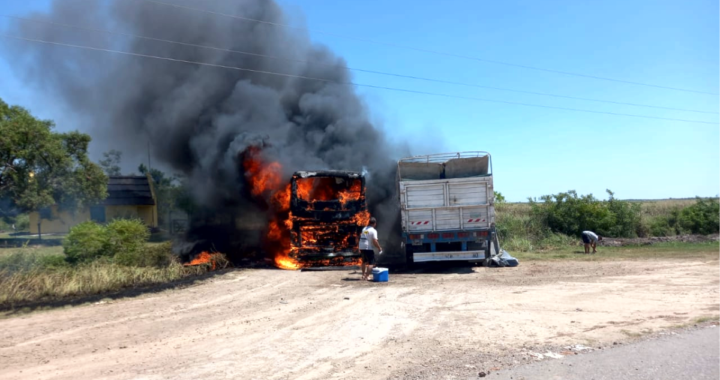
xmin=0 ymin=258 xmax=718 ymax=380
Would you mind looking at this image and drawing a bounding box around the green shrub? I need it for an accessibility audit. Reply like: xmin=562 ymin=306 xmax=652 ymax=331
xmin=496 ymin=209 xmax=549 ymax=241
xmin=64 ymin=219 xmax=151 ymax=264
xmin=649 ymin=216 xmax=674 ymax=237
xmin=529 ymin=190 xmax=642 ymax=238
xmin=63 ymin=221 xmax=110 ymax=263
xmin=115 ymin=242 xmax=174 ymax=267
xmin=603 ymin=191 xmax=643 ymax=238
xmin=530 ymin=190 xmax=607 ymax=237
xmin=37 ymin=254 xmax=70 ymax=269
xmin=15 ymin=214 xmax=30 ymax=231
xmin=653 ymin=208 xmax=683 ymax=236
xmin=106 ymin=219 xmax=150 ymax=256
xmin=678 ymin=198 xmax=719 ymax=235
xmin=0 ymin=214 xmax=30 ymax=232
xmin=645 ymin=200 xmax=719 ymax=236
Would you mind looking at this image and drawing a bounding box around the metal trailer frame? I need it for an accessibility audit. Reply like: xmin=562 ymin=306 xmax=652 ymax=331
xmin=397 ymin=151 xmax=493 ymax=173
xmin=397 ymin=151 xmax=497 ymax=265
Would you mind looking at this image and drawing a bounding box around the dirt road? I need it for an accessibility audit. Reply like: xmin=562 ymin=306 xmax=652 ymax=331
xmin=0 ymin=258 xmax=717 ymax=380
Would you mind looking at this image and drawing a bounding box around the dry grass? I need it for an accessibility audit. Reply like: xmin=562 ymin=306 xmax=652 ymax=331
xmin=498 ymin=199 xmax=705 ymax=220
xmin=0 ymin=244 xmax=210 ymax=309
xmin=495 ymin=202 xmax=531 ymax=218
xmin=637 ymin=199 xmax=697 ymax=218
xmin=0 ymin=261 xmax=205 ymax=308
xmin=0 ymin=245 xmax=63 ymax=258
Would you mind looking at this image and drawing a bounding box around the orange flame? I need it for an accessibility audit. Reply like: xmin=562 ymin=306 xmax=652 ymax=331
xmin=296 ymin=177 xmax=362 ymax=209
xmin=242 ymin=147 xmax=304 ymax=270
xmin=338 ymin=182 xmax=362 ymax=206
xmin=243 ymin=147 xmax=283 ymax=198
xmin=353 ymin=210 xmax=371 ymax=226
xmin=184 ymin=251 xmax=217 ymax=270
xmin=242 ymin=147 xmax=368 ymax=270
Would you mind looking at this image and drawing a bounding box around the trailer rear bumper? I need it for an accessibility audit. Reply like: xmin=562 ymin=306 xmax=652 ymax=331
xmin=412 ymin=250 xmax=486 ymax=263
xmin=294 ymin=251 xmax=361 ymax=261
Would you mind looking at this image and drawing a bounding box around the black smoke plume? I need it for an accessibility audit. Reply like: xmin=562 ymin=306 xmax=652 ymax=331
xmin=3 ymin=0 xmax=407 ymax=261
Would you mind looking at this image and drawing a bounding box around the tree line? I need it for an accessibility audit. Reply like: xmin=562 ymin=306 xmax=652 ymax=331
xmin=0 ymin=98 xmax=191 ymax=232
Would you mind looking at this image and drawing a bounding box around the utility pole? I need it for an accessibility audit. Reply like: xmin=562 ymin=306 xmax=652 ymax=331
xmin=147 ymin=138 xmax=157 ymax=231
xmin=147 ymin=140 xmax=152 ymax=171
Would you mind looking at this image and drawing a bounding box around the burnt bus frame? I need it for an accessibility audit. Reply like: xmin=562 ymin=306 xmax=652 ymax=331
xmin=289 ymin=171 xmax=367 ymax=261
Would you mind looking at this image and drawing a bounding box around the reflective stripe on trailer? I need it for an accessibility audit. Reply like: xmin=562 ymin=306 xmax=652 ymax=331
xmin=466 ymin=219 xmax=486 ymax=223
xmin=410 ymin=221 xmax=430 ymax=225
xmin=412 ymin=251 xmax=486 ymax=263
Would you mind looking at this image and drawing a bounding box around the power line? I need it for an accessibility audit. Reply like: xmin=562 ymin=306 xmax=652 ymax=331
xmin=139 ymin=0 xmax=719 ymax=96
xmin=1 ymin=34 xmax=717 ymax=126
xmin=4 ymin=14 xmax=716 ymax=116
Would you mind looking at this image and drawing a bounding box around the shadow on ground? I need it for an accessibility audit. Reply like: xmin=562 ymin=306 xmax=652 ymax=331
xmin=394 ymin=261 xmax=478 ymax=275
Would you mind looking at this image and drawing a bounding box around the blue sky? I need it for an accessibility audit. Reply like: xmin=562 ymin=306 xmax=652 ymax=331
xmin=1 ymin=0 xmax=718 ymax=201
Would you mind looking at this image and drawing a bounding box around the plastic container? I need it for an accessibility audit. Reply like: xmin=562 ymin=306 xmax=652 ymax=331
xmin=372 ymin=267 xmax=389 ymax=282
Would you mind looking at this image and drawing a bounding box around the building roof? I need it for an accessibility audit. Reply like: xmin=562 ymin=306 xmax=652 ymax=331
xmin=103 ymin=176 xmax=155 ymax=206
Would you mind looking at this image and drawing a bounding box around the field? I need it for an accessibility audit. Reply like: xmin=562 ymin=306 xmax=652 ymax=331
xmin=496 ymin=198 xmax=701 ymax=217
xmin=0 ymin=242 xmax=717 ymax=380
xmin=494 ymin=198 xmax=718 ymax=252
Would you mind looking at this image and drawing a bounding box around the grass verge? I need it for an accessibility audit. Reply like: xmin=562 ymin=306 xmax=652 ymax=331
xmin=0 ymin=244 xmax=212 ymax=310
xmin=511 ymin=241 xmax=719 ymax=262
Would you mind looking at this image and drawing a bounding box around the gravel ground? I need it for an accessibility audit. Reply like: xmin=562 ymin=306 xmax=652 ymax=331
xmin=0 ymin=258 xmax=717 ymax=380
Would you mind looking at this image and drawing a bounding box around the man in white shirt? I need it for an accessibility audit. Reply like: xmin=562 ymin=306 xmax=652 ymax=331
xmin=359 ymin=217 xmax=382 ymax=281
xmin=581 ymin=230 xmax=602 ymax=254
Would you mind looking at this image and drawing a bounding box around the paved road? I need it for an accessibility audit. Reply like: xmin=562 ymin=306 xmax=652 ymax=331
xmin=492 ymin=327 xmax=719 ymax=380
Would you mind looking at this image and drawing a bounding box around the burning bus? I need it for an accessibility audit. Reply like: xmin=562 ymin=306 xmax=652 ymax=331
xmin=182 ymin=147 xmax=372 ymax=270
xmin=288 ymin=170 xmax=370 ymax=266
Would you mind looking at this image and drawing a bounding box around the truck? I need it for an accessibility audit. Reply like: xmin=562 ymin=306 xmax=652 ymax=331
xmin=397 ymin=152 xmax=500 ymax=265
xmin=289 ymin=170 xmax=369 ymax=266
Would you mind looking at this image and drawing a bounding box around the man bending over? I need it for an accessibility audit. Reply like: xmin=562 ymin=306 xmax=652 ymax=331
xmin=582 ymin=230 xmax=602 ymax=254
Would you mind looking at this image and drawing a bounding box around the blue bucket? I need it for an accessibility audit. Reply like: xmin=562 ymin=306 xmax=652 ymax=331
xmin=372 ymin=267 xmax=389 ymax=282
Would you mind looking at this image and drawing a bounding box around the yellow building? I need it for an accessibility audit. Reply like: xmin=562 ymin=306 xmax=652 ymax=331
xmin=29 ymin=174 xmax=158 ymax=234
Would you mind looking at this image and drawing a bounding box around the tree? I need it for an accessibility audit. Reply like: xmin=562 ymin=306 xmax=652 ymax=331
xmin=99 ymin=150 xmax=122 ymax=176
xmin=494 ymin=191 xmax=506 ymax=203
xmin=138 ymin=164 xmax=173 ymax=188
xmin=0 ymin=98 xmax=107 ymax=214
